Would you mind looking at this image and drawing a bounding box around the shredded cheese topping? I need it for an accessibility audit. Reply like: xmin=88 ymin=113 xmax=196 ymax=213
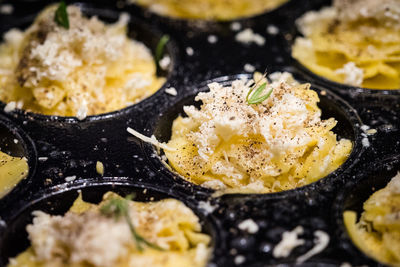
xmin=292 ymin=0 xmax=400 ymax=89
xmin=9 ymin=192 xmax=211 ymax=267
xmin=0 ymin=4 xmax=164 ymax=118
xmin=163 ymin=72 xmax=352 ymax=193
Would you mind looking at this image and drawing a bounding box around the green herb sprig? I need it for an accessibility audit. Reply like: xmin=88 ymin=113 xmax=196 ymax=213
xmin=155 ymin=35 xmax=170 ymax=71
xmin=100 ymin=195 xmax=163 ymax=252
xmin=246 ymin=73 xmax=273 ymax=105
xmin=55 ymin=1 xmax=70 ymax=29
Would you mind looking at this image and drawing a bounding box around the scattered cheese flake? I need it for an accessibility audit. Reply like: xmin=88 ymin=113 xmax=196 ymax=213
xmin=127 ymin=127 xmax=175 ymax=151
xmin=208 ymin=35 xmax=218 ymax=44
xmin=273 ymin=226 xmax=305 ymax=258
xmin=76 ymin=105 xmax=88 ymax=121
xmin=186 ymin=47 xmax=194 ymax=56
xmin=96 ymin=161 xmax=104 ymax=176
xmin=65 ymin=175 xmax=77 ymax=182
xmin=38 ymin=157 xmax=48 ymax=162
xmin=296 ymin=230 xmax=330 ymax=263
xmin=198 ymin=201 xmax=216 ymax=214
xmin=366 ymin=129 xmax=377 ymax=135
xmin=360 ymin=125 xmax=370 ymax=131
xmin=267 ymin=25 xmax=279 ymax=35
xmin=165 ymin=87 xmax=177 ymax=96
xmin=4 ymin=101 xmax=16 ymax=113
xmin=0 ymin=4 xmax=13 ymax=15
xmin=244 ymin=63 xmax=256 ymax=73
xmin=362 ymin=137 xmax=370 ymax=147
xmin=335 ymin=62 xmax=364 ymax=87
xmin=159 ymin=55 xmax=171 ymax=70
xmin=238 ymin=219 xmax=259 ymax=234
xmin=13 ymin=139 xmax=18 ymax=144
xmin=234 ymin=255 xmax=245 ymax=265
xmin=235 ymin=28 xmax=265 ymax=46
xmin=230 ymin=22 xmax=242 ymax=31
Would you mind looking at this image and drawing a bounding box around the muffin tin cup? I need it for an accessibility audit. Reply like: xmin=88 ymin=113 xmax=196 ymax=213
xmin=333 ymin=155 xmax=400 ymax=267
xmin=0 ymin=2 xmax=179 ymax=124
xmin=0 ymin=180 xmax=224 ymax=266
xmin=0 ymin=0 xmax=398 ymax=266
xmin=142 ymin=73 xmax=364 ymax=201
xmin=0 ymin=115 xmax=37 ymax=211
xmin=283 ymin=0 xmax=400 ymax=97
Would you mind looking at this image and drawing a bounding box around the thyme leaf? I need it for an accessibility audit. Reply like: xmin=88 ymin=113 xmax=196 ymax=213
xmin=155 ymin=35 xmax=170 ymax=71
xmin=246 ymin=82 xmax=273 ymax=104
xmin=100 ymin=195 xmax=163 ymax=252
xmin=54 ymin=1 xmax=69 ymax=29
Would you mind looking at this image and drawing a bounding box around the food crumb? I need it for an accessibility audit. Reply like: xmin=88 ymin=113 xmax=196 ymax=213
xmin=159 ymin=55 xmax=171 ymax=70
xmin=65 ymin=175 xmax=77 ymax=182
xmin=244 ymin=63 xmax=256 ymax=73
xmin=38 ymin=157 xmax=48 ymax=162
xmin=273 ymin=226 xmax=305 ymax=258
xmin=234 ymin=255 xmax=245 ymax=265
xmin=267 ymin=25 xmax=279 ymax=35
xmin=238 ymin=219 xmax=259 ymax=234
xmin=362 ymin=137 xmax=370 ymax=147
xmin=0 ymin=4 xmax=13 ymax=15
xmin=186 ymin=47 xmax=194 ymax=56
xmin=230 ymin=22 xmax=242 ymax=31
xmin=165 ymin=87 xmax=178 ymax=96
xmin=235 ymin=28 xmax=265 ymax=46
xmin=198 ymin=201 xmax=216 ymax=214
xmin=208 ymin=35 xmax=218 ymax=44
xmin=96 ymin=161 xmax=104 ymax=176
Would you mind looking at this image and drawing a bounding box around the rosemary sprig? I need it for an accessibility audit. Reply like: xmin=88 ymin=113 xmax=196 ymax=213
xmin=155 ymin=35 xmax=170 ymax=70
xmin=100 ymin=195 xmax=163 ymax=252
xmin=54 ymin=1 xmax=70 ymax=29
xmin=246 ymin=72 xmax=273 ymax=105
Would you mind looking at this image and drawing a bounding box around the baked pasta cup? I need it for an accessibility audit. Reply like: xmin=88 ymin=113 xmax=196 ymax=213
xmin=8 ymin=191 xmax=211 ymax=267
xmin=292 ymin=0 xmax=400 ymax=90
xmin=0 ymin=4 xmax=165 ymax=119
xmin=129 ymin=72 xmax=353 ymax=194
xmin=0 ymin=150 xmax=28 ymax=199
xmin=129 ymin=0 xmax=288 ymax=21
xmin=344 ymin=172 xmax=400 ymax=266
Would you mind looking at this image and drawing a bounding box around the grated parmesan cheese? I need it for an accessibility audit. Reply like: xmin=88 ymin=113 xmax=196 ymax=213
xmin=165 ymin=87 xmax=177 ymax=96
xmin=65 ymin=175 xmax=77 ymax=182
xmin=127 ymin=127 xmax=175 ymax=151
xmin=207 ymin=35 xmax=218 ymax=44
xmin=273 ymin=226 xmax=305 ymax=258
xmin=186 ymin=47 xmax=194 ymax=56
xmin=335 ymin=62 xmax=364 ymax=87
xmin=0 ymin=4 xmax=13 ymax=15
xmin=238 ymin=219 xmax=259 ymax=234
xmin=235 ymin=28 xmax=265 ymax=46
xmin=159 ymin=55 xmax=171 ymax=70
xmin=296 ymin=230 xmax=330 ymax=263
xmin=244 ymin=63 xmax=256 ymax=73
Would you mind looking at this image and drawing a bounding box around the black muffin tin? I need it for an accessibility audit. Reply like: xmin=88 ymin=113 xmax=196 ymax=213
xmin=0 ymin=0 xmax=399 ymax=266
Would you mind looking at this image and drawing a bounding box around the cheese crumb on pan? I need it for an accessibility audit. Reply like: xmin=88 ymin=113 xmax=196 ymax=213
xmin=0 ymin=4 xmax=165 ymax=118
xmin=8 ymin=192 xmax=211 ymax=267
xmin=163 ymin=72 xmax=352 ymax=194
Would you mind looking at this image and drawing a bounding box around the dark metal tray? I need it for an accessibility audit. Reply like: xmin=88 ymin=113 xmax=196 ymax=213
xmin=0 ymin=0 xmax=399 ymax=266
